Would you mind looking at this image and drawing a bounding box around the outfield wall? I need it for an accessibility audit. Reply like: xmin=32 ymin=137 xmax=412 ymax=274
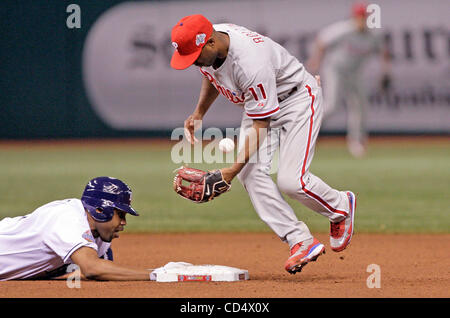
xmin=0 ymin=0 xmax=448 ymax=139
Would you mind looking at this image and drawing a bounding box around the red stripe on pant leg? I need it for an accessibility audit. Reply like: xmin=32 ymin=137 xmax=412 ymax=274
xmin=300 ymin=85 xmax=347 ymax=217
xmin=300 ymin=85 xmax=315 ymax=185
xmin=303 ymin=188 xmax=347 ymax=216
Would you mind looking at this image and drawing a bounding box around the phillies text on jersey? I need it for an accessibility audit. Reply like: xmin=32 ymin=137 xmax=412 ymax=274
xmin=200 ymin=23 xmax=305 ymax=119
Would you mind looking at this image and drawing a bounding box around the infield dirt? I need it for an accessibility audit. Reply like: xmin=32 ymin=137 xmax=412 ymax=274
xmin=1 ymin=233 xmax=449 ymax=298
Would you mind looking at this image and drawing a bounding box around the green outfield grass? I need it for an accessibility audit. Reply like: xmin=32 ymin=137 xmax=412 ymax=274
xmin=0 ymin=137 xmax=448 ymax=234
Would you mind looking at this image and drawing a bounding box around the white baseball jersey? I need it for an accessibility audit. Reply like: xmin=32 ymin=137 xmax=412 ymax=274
xmin=318 ymin=19 xmax=382 ymax=73
xmin=200 ymin=23 xmax=306 ymax=119
xmin=0 ymin=199 xmax=110 ymax=281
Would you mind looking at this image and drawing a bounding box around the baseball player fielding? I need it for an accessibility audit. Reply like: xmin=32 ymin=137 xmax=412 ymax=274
xmin=171 ymin=14 xmax=356 ymax=274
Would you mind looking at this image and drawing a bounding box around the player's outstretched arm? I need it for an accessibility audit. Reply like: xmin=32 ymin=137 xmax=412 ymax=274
xmin=184 ymin=77 xmax=219 ymax=144
xmin=221 ymin=117 xmax=270 ymax=183
xmin=196 ymin=75 xmax=220 ymax=116
xmin=70 ymin=246 xmax=151 ymax=281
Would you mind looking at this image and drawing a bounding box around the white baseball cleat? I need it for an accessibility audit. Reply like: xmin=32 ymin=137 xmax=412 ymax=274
xmin=330 ymin=191 xmax=356 ymax=252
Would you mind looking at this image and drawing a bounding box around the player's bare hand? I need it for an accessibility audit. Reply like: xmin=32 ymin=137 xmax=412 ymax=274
xmin=184 ymin=113 xmax=202 ymax=144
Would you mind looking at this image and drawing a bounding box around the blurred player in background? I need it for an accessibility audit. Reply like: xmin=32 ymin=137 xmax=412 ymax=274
xmin=307 ymin=2 xmax=391 ymax=158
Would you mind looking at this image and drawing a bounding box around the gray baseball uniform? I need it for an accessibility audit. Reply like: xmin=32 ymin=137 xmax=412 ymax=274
xmin=200 ymin=24 xmax=350 ymax=248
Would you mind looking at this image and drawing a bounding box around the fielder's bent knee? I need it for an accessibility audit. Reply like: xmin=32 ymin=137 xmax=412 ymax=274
xmin=238 ymin=164 xmax=272 ymax=189
xmin=277 ymin=173 xmax=304 ymax=198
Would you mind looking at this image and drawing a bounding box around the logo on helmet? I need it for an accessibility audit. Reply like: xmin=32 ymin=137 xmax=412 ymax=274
xmin=103 ymin=183 xmax=120 ymax=194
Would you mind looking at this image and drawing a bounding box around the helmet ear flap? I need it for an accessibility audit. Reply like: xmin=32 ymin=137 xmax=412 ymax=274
xmin=82 ymin=198 xmax=115 ymax=222
xmin=97 ymin=206 xmax=115 ymax=222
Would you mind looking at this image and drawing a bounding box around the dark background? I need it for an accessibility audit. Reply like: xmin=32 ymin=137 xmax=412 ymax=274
xmin=0 ymin=0 xmax=162 ymax=139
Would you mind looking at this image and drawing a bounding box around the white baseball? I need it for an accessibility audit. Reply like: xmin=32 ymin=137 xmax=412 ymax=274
xmin=218 ymin=138 xmax=235 ymax=153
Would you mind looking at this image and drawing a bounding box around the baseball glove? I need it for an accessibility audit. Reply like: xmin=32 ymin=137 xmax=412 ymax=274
xmin=173 ymin=166 xmax=231 ymax=203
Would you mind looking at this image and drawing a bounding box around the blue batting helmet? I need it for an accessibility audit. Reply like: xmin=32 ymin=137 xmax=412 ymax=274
xmin=81 ymin=176 xmax=139 ymax=222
